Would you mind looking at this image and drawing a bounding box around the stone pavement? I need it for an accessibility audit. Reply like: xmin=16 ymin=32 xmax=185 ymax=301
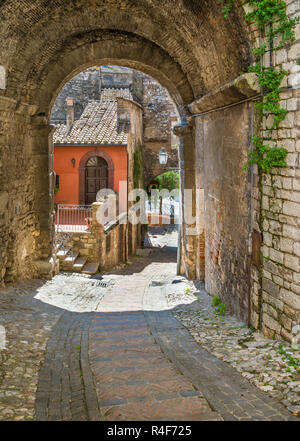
xmin=89 ymin=249 xmax=220 ymax=421
xmin=0 ymin=237 xmax=299 ymax=420
xmin=170 ymin=281 xmax=300 ymax=415
xmin=0 ymin=272 xmax=113 ymax=421
xmin=0 ymin=280 xmax=63 ymax=420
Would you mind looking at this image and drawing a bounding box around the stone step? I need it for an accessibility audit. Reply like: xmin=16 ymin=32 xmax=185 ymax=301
xmin=64 ymin=251 xmax=79 ymax=264
xmin=72 ymin=256 xmax=88 ymax=272
xmin=81 ymin=262 xmax=100 ymax=275
xmin=56 ymin=247 xmax=71 ymax=260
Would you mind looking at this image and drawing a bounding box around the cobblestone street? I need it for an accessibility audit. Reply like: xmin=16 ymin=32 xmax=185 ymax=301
xmin=0 ymin=228 xmax=299 ymax=421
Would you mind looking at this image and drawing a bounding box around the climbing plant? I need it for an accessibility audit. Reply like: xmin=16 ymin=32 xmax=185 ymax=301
xmin=222 ymin=0 xmax=298 ymax=173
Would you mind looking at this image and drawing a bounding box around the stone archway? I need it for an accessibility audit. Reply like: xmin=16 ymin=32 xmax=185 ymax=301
xmin=0 ymin=0 xmax=253 ymax=306
xmin=78 ymin=150 xmax=114 ymax=205
xmin=3 ymin=1 xmax=300 ymax=343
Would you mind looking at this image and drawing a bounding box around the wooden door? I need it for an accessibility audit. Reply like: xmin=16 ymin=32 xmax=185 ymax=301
xmin=85 ymin=156 xmax=108 ymax=204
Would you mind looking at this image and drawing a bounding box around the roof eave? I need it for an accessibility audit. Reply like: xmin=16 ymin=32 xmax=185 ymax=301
xmin=53 ymin=142 xmax=127 ymax=147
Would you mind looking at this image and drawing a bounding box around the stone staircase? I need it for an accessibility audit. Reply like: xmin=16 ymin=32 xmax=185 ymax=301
xmin=56 ymin=245 xmax=100 ymax=275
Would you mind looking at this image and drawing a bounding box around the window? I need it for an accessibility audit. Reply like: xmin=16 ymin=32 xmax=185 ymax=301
xmin=55 ymin=174 xmax=60 ymax=189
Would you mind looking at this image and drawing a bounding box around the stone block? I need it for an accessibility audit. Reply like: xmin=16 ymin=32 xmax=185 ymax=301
xmin=262 ymin=278 xmax=279 ymax=296
xmin=262 ymin=323 xmax=275 ymax=339
xmin=288 ymin=43 xmax=300 ymax=61
xmin=264 ymin=259 xmax=278 ymax=275
xmin=281 ymin=314 xmax=292 ymax=331
xmin=273 ymin=275 xmax=284 ymax=287
xmin=283 ymin=224 xmax=300 ymax=241
xmin=276 ymin=49 xmax=288 ymax=65
xmin=280 ymin=238 xmax=294 ymax=253
xmin=262 ymin=313 xmax=281 ymax=333
xmin=282 ymin=201 xmax=300 ymax=217
xmin=288 ymin=72 xmax=300 ymax=88
xmin=280 ymin=288 xmax=300 ymax=310
xmin=281 ymin=327 xmax=294 ymax=342
xmin=262 ymin=302 xmax=278 ymax=319
xmin=269 ymin=248 xmax=284 ymax=264
xmin=284 ymin=254 xmax=299 ymax=272
xmin=291 ymin=283 xmax=300 ymax=295
xmin=250 ymin=309 xmax=259 ymax=329
xmin=287 ymin=98 xmax=298 ymax=111
xmin=262 ymin=291 xmax=283 ymax=310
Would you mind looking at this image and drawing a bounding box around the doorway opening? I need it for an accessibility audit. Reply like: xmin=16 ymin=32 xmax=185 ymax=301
xmin=85 ymin=156 xmax=108 ymax=205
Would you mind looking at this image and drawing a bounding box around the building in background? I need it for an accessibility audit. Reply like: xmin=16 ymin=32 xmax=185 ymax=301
xmin=51 ymin=66 xmax=179 ymax=187
xmin=53 ymin=88 xmax=142 ymax=214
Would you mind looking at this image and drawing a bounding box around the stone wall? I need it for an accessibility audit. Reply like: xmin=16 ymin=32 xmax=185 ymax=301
xmin=0 ymin=0 xmax=299 ymax=343
xmin=51 ymin=68 xmax=101 ymax=123
xmin=188 ymin=1 xmax=300 ymax=342
xmin=0 ymin=99 xmax=34 ymax=284
xmin=249 ymin=2 xmax=300 ymax=343
xmin=57 ymin=225 xmax=128 ymax=272
xmin=56 ymin=202 xmax=140 ymax=272
xmin=138 ymin=73 xmax=180 ymax=185
xmin=0 ymin=98 xmax=56 ymax=286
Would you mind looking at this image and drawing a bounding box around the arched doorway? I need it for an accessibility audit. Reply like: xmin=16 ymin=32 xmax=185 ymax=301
xmin=78 ymin=151 xmax=114 ymax=205
xmin=85 ymin=156 xmax=108 ymax=205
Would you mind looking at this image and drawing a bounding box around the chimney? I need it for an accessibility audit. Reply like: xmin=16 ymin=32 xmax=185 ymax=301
xmin=117 ymin=98 xmax=130 ymax=123
xmin=66 ymin=97 xmax=74 ymax=133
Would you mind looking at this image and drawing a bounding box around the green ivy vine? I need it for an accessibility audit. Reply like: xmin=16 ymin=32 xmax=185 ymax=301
xmin=222 ymin=0 xmax=298 ymax=173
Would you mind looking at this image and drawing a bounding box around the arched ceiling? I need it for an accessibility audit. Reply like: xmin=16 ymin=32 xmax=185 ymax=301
xmin=0 ymin=0 xmax=251 ymax=112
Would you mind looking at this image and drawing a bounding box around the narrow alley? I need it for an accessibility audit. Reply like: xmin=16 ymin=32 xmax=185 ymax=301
xmin=0 ymin=228 xmax=297 ymax=421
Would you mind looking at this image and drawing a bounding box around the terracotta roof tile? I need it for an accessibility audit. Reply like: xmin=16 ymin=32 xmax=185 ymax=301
xmin=53 ymin=88 xmax=132 ymax=145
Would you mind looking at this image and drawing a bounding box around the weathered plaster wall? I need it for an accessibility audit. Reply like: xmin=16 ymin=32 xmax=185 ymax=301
xmin=196 ymin=103 xmax=252 ymax=321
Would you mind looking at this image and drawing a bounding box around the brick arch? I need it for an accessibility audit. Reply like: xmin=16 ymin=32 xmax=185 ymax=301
xmin=78 ymin=150 xmax=114 ymax=205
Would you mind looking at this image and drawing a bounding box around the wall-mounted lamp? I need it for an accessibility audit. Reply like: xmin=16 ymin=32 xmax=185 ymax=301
xmin=71 ymin=158 xmax=76 ymax=168
xmin=158 ymin=147 xmax=168 ymax=165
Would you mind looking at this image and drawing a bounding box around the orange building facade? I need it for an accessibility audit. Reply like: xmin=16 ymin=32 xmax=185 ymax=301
xmin=54 ymin=145 xmax=127 ymax=205
xmin=52 ymin=89 xmax=139 ymax=208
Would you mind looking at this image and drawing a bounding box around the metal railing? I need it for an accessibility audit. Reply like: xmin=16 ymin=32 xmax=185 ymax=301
xmin=55 ymin=204 xmax=92 ymax=232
